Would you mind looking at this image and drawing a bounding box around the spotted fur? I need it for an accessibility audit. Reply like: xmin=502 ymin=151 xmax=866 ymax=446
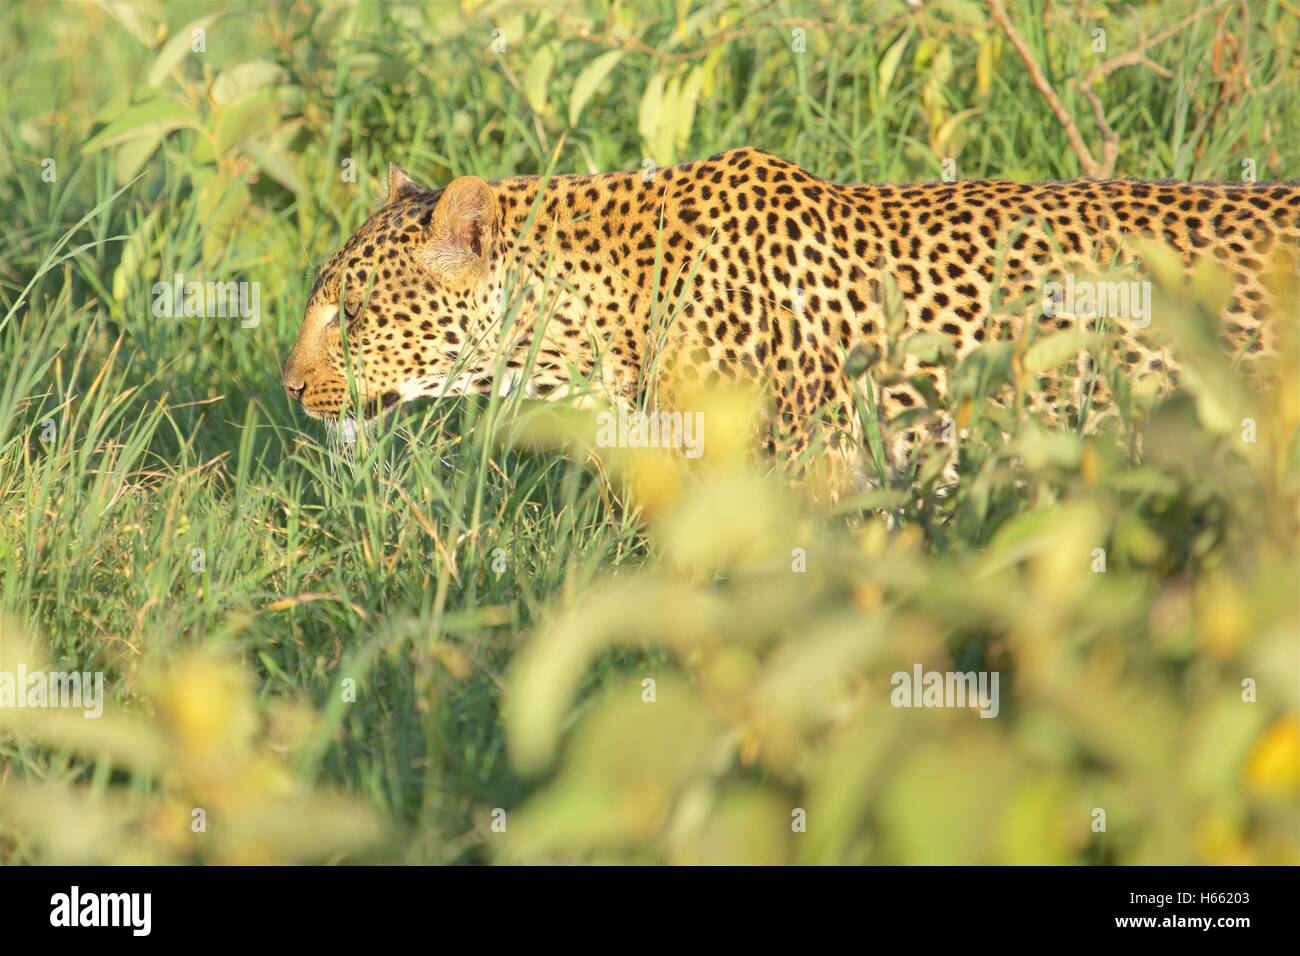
xmin=283 ymin=148 xmax=1299 ymax=489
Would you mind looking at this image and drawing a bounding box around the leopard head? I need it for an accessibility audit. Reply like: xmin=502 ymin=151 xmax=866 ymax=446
xmin=282 ymin=164 xmax=506 ymax=421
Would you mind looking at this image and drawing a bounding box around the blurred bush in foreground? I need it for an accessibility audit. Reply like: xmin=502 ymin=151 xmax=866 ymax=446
xmin=496 ymin=259 xmax=1300 ymax=865
xmin=1 ymin=621 xmax=386 ymax=864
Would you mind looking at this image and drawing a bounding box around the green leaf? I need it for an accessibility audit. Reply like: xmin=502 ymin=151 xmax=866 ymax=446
xmin=844 ymin=343 xmax=878 ymax=378
xmin=901 ymin=332 xmax=956 ymax=362
xmin=940 ymin=0 xmax=989 ymax=26
xmin=212 ymin=60 xmax=287 ymax=106
xmin=146 ymin=13 xmax=224 ymax=87
xmin=1008 ymin=425 xmax=1083 ymax=471
xmin=1023 ymin=330 xmax=1100 ymax=375
xmin=1178 ymin=362 xmax=1242 ymax=435
xmin=934 ymin=107 xmax=981 ymax=154
xmin=214 ymin=89 xmax=284 ymax=154
xmin=909 ymin=373 xmax=942 ymax=407
xmin=243 ymin=126 xmax=307 ymax=196
xmin=82 ymin=100 xmax=201 ymax=154
xmin=525 ymin=47 xmax=555 ymax=117
xmin=569 ymin=51 xmax=625 ymax=127
xmin=113 ymin=132 xmax=162 ymax=184
xmin=878 ymin=29 xmax=911 ymax=99
xmin=950 ymin=341 xmax=1014 ymax=401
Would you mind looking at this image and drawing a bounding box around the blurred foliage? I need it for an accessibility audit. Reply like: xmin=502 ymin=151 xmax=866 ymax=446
xmin=0 ymin=0 xmax=1297 ymax=865
xmin=495 ymin=256 xmax=1300 ymax=865
xmin=2 ymin=619 xmax=386 ymax=863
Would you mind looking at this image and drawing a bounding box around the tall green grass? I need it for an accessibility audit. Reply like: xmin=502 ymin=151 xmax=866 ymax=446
xmin=1 ymin=0 xmax=1296 ymax=863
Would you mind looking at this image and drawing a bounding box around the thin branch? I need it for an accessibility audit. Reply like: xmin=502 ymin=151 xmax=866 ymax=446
xmin=1080 ymin=0 xmax=1231 ymax=86
xmin=1076 ymin=85 xmax=1119 ymax=178
xmin=989 ymin=0 xmax=1234 ymax=179
xmin=988 ymin=0 xmax=1108 ymax=177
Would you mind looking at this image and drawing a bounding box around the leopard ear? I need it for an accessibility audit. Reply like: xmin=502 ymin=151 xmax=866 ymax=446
xmin=385 ymin=163 xmax=422 ymax=205
xmin=417 ymin=176 xmax=498 ymax=276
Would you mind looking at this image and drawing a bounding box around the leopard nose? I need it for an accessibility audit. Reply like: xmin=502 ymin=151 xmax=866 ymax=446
xmin=281 ymin=355 xmax=307 ymax=401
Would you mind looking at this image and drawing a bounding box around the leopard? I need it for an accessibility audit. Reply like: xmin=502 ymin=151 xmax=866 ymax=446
xmin=282 ymin=147 xmax=1299 ymax=495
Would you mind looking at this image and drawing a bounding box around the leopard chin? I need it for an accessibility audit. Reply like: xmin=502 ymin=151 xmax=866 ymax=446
xmin=302 ymin=389 xmax=403 ymax=423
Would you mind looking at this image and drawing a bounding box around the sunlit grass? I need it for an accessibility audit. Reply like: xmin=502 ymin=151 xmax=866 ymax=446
xmin=0 ymin=0 xmax=1296 ymax=864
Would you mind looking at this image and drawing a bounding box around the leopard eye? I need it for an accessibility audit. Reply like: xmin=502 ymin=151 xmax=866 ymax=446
xmin=336 ymin=299 xmax=361 ymax=326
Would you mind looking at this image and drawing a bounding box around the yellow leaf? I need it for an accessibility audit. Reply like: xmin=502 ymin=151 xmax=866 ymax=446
xmin=977 ymin=37 xmax=996 ymax=96
xmin=1244 ymin=716 xmax=1300 ymax=798
xmin=638 ymin=71 xmax=666 ymax=159
xmin=569 ymin=50 xmax=625 ymax=127
xmin=524 ymin=46 xmax=555 ymax=117
xmin=878 ymin=29 xmax=912 ymax=101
